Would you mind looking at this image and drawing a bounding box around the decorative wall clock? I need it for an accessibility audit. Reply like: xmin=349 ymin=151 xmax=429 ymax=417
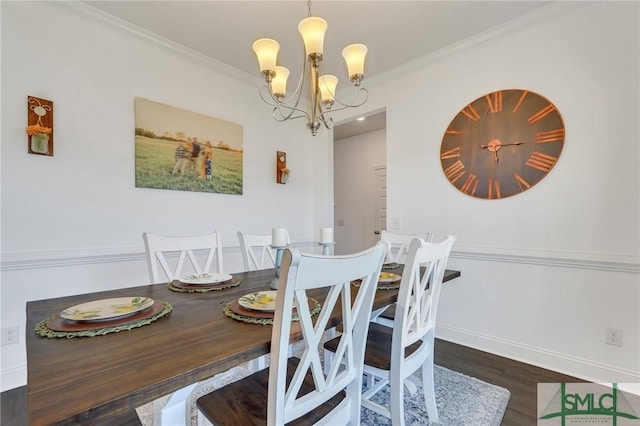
xmin=440 ymin=89 xmax=564 ymax=199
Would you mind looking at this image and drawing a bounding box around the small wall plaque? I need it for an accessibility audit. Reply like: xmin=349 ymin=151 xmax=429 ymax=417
xmin=26 ymin=96 xmax=54 ymax=156
xmin=277 ymin=151 xmax=289 ymax=184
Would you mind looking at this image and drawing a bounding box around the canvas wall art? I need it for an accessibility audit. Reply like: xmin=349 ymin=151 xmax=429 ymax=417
xmin=134 ymin=97 xmax=243 ymax=195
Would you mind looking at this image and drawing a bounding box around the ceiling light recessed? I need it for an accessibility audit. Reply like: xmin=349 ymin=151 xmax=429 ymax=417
xmin=356 ymin=117 xmax=366 ymax=121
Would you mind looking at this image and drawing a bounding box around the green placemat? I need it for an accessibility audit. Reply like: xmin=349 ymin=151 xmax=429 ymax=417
xmin=168 ymin=279 xmax=242 ymax=293
xmin=35 ymin=301 xmax=172 ymax=338
xmin=351 ymin=279 xmax=400 ymax=290
xmin=223 ymin=299 xmax=321 ymax=325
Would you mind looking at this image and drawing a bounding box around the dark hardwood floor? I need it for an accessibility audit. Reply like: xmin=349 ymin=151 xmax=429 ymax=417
xmin=1 ymin=338 xmax=583 ymax=425
xmin=433 ymin=339 xmax=585 ymax=425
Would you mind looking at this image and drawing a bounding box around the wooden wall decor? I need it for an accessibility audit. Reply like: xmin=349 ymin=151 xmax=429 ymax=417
xmin=26 ymin=96 xmax=54 ymax=156
xmin=276 ymin=151 xmax=289 ymax=184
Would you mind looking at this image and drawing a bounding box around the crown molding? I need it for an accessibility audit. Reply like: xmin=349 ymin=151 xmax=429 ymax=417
xmin=42 ymin=1 xmax=261 ymax=87
xmin=366 ymin=1 xmax=593 ymax=90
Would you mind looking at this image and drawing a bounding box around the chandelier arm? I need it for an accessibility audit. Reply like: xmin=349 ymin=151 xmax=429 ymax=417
xmin=263 ymin=53 xmax=308 ymax=108
xmin=271 ymin=107 xmax=310 ymax=122
xmin=271 ymin=104 xmax=311 ymax=122
xmin=317 ymin=113 xmax=333 ymax=130
xmin=329 ymin=87 xmax=369 ymax=110
xmin=258 ymin=86 xmax=311 ymax=121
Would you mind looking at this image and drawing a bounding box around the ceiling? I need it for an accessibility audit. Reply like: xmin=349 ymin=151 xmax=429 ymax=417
xmin=84 ymin=1 xmax=551 ymax=138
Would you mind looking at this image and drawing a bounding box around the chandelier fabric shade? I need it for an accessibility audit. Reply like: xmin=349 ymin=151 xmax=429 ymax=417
xmin=251 ymin=1 xmax=368 ymax=136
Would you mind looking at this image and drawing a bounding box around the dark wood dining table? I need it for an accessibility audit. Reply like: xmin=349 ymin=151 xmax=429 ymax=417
xmin=25 ymin=266 xmax=460 ymax=425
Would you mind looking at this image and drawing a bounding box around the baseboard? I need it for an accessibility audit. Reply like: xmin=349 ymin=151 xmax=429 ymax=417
xmin=436 ymin=324 xmax=640 ymax=384
xmin=1 ymin=365 xmax=26 ymax=392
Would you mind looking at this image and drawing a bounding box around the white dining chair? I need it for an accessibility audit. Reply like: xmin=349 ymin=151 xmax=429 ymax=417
xmin=143 ymin=231 xmax=224 ymax=283
xmin=196 ymin=241 xmax=389 ymax=425
xmin=141 ymin=231 xmax=226 ymax=426
xmin=325 ymin=236 xmax=456 ymax=426
xmin=237 ymin=230 xmax=296 ymax=372
xmin=237 ymin=230 xmax=291 ymax=271
xmin=371 ymin=231 xmax=434 ymax=326
xmin=380 ymin=230 xmax=434 ymax=264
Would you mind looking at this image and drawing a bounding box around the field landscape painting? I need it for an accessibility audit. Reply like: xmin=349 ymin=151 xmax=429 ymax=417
xmin=134 ymin=97 xmax=243 ymax=195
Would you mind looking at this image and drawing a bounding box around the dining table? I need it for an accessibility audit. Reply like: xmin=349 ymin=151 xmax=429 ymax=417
xmin=25 ymin=265 xmax=460 ymax=425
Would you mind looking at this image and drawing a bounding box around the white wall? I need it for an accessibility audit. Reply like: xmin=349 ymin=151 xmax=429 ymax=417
xmin=334 ymin=129 xmax=386 ymax=255
xmin=360 ymin=1 xmax=639 ymax=383
xmin=0 ymin=2 xmax=331 ymax=391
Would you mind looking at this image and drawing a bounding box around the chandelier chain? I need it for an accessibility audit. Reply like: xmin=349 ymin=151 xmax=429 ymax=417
xmin=307 ymin=0 xmax=312 ymax=17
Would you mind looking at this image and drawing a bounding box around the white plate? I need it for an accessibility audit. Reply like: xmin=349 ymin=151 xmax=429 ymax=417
xmin=238 ymin=291 xmax=297 ymax=312
xmin=61 ymin=297 xmax=154 ymax=321
xmin=379 ymin=272 xmax=401 ymax=283
xmin=180 ymin=273 xmax=232 ymax=285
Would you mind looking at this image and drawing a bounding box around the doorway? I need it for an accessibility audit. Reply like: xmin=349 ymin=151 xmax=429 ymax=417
xmin=333 ymin=110 xmax=387 ymax=254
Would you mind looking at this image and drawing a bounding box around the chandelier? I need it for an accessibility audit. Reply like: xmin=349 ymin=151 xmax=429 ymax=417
xmin=252 ymin=1 xmax=368 ymax=136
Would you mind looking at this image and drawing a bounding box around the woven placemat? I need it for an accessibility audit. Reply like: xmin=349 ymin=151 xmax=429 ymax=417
xmin=168 ymin=278 xmax=242 ymax=293
xmin=223 ymin=298 xmax=321 ymax=325
xmin=35 ymin=301 xmax=172 ymax=338
xmin=351 ymin=279 xmax=401 ymax=291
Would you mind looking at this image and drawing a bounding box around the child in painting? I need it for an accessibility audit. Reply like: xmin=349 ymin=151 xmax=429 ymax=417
xmin=199 ymin=142 xmax=214 ymax=181
xmin=172 ymin=142 xmax=189 ymax=175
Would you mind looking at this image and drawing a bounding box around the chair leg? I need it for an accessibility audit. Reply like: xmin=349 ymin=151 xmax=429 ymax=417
xmin=389 ymin=371 xmax=406 ymax=426
xmin=422 ymin=361 xmax=439 ymax=423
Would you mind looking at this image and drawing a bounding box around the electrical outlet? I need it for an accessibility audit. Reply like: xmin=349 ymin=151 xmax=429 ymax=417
xmin=606 ymin=327 xmax=623 ymax=347
xmin=1 ymin=325 xmax=19 ymax=345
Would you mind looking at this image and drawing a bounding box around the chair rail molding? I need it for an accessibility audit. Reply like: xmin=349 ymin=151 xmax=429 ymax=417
xmin=2 ymin=244 xmax=638 ymax=273
xmin=451 ymin=244 xmax=640 ymax=273
xmin=0 ymin=240 xmax=318 ymax=271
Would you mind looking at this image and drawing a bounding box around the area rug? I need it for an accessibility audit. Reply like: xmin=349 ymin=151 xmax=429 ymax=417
xmin=138 ymin=364 xmax=510 ymax=425
xmin=361 ymin=365 xmax=511 ymax=426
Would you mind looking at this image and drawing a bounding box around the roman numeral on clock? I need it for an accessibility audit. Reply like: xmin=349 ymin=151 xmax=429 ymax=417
xmin=440 ymin=146 xmax=461 ymax=159
xmin=486 ymin=91 xmax=503 ymax=113
xmin=536 ymin=129 xmax=564 ymax=143
xmin=461 ymin=104 xmax=480 ymax=122
xmin=443 ymin=160 xmax=466 ymax=184
xmin=460 ymin=174 xmax=479 ymax=196
xmin=488 ymin=178 xmax=501 ymax=199
xmin=528 ymin=104 xmax=556 ymax=125
xmin=445 ymin=128 xmax=464 ymax=135
xmin=514 ymin=173 xmax=531 ymax=191
xmin=525 ymin=152 xmax=558 ymax=172
xmin=513 ymin=90 xmax=529 ymax=113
